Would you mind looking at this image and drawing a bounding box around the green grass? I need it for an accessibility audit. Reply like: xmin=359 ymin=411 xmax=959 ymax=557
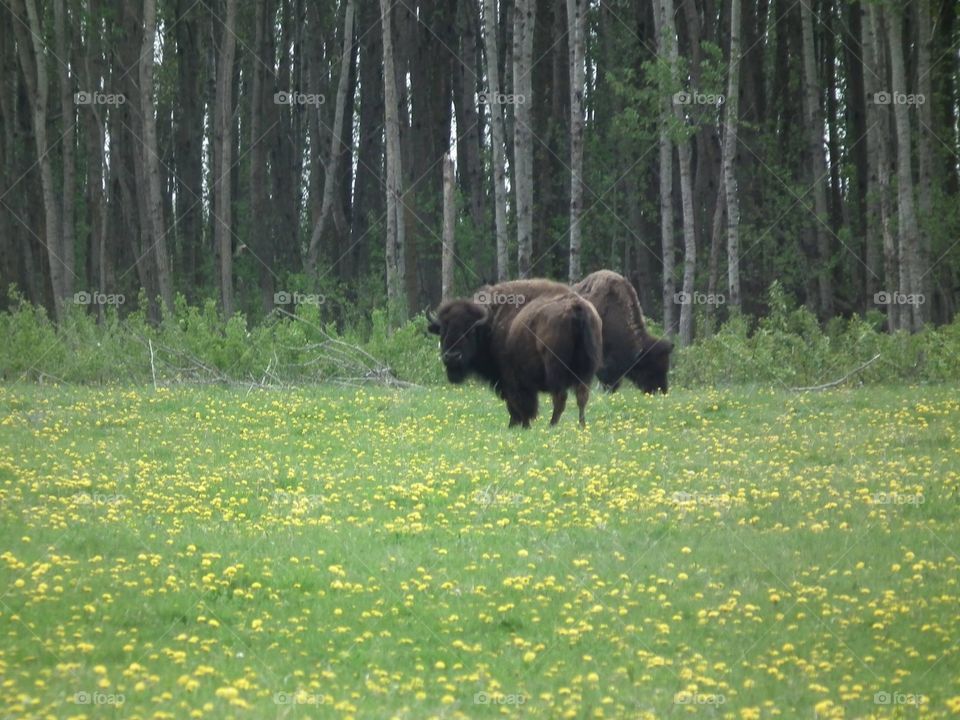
xmin=0 ymin=382 xmax=958 ymax=719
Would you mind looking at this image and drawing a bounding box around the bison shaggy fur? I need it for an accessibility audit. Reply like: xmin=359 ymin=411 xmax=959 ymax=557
xmin=428 ymin=280 xmax=602 ymax=427
xmin=573 ymin=270 xmax=673 ymax=393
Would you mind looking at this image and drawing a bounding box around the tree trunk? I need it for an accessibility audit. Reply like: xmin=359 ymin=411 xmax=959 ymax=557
xmin=661 ymin=0 xmax=696 ymax=346
xmin=53 ymin=0 xmax=76 ymax=304
xmin=866 ymin=4 xmax=897 ymax=331
xmin=140 ymin=0 xmax=174 ymax=314
xmin=914 ymin=0 xmax=933 ymax=321
xmin=513 ymin=0 xmax=535 ymax=276
xmin=381 ymin=0 xmax=406 ymax=323
xmin=248 ymin=0 xmax=275 ymax=312
xmin=13 ymin=0 xmax=67 ymax=321
xmin=566 ymin=0 xmax=586 ymax=282
xmin=351 ymin=0 xmax=385 ymax=279
xmin=306 ymin=0 xmax=355 ymax=275
xmin=483 ymin=0 xmax=510 ymax=281
xmin=800 ymin=0 xmax=833 ymax=318
xmin=653 ymin=0 xmax=676 ymax=336
xmin=722 ymin=0 xmax=742 ymax=313
xmin=885 ymin=3 xmax=923 ymax=332
xmin=441 ymin=153 xmax=455 ymax=302
xmin=453 ymin=0 xmax=485 ymax=246
xmin=212 ymin=0 xmax=238 ymax=316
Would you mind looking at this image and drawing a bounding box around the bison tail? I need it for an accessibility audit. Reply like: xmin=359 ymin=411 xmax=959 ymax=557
xmin=570 ymin=302 xmax=602 ymax=385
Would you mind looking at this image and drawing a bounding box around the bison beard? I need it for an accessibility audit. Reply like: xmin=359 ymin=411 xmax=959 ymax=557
xmin=573 ymin=270 xmax=673 ymax=393
xmin=428 ymin=282 xmax=602 ymax=428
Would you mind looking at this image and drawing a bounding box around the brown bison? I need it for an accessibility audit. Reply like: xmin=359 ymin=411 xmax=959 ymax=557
xmin=573 ymin=270 xmax=673 ymax=393
xmin=427 ymin=280 xmax=602 ymax=427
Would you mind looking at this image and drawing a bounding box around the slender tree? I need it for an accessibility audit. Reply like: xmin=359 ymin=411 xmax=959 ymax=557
xmin=800 ymin=0 xmax=833 ymax=318
xmin=306 ymin=0 xmax=355 ymax=275
xmin=660 ymin=0 xmax=697 ymax=346
xmin=885 ymin=2 xmax=923 ymax=332
xmin=141 ymin=0 xmax=174 ymax=314
xmin=381 ymin=0 xmax=406 ymax=322
xmin=211 ymin=0 xmax=238 ymax=316
xmin=722 ymin=0 xmax=742 ymax=312
xmin=566 ymin=0 xmax=586 ymax=282
xmin=513 ymin=0 xmax=535 ymax=276
xmin=441 ymin=153 xmax=455 ymax=302
xmin=13 ymin=0 xmax=68 ymax=320
xmin=482 ymin=0 xmax=510 ymax=282
xmin=653 ymin=0 xmax=676 ymax=337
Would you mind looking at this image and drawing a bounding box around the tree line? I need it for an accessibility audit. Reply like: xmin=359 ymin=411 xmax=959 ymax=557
xmin=0 ymin=0 xmax=957 ymax=345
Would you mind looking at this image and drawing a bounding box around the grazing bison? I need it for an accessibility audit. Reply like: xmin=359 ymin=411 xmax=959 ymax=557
xmin=427 ymin=281 xmax=602 ymax=427
xmin=573 ymin=270 xmax=673 ymax=393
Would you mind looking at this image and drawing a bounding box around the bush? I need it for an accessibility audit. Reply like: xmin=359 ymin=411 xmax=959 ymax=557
xmin=2 ymin=286 xmax=959 ymax=388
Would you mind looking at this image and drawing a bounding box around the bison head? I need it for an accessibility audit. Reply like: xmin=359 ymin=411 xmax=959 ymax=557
xmin=427 ymin=301 xmax=493 ymax=384
xmin=630 ymin=336 xmax=673 ymax=394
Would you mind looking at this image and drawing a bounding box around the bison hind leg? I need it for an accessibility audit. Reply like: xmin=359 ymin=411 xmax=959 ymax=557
xmin=549 ymin=391 xmax=568 ymax=425
xmin=506 ymin=389 xmax=538 ymax=429
xmin=576 ymin=383 xmax=591 ymax=427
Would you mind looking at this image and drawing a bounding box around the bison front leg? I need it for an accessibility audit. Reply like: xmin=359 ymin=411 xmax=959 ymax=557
xmin=575 ymin=383 xmax=591 ymax=427
xmin=549 ymin=391 xmax=567 ymax=425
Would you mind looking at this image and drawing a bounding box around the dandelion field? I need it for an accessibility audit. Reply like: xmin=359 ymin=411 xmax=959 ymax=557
xmin=1 ymin=383 xmax=958 ymax=719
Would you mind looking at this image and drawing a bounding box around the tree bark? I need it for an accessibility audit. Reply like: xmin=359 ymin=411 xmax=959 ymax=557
xmin=212 ymin=0 xmax=238 ymax=316
xmin=140 ymin=0 xmax=174 ymax=314
xmin=885 ymin=3 xmax=922 ymax=332
xmin=800 ymin=0 xmax=833 ymax=318
xmin=53 ymin=0 xmax=76 ymax=304
xmin=661 ymin=0 xmax=697 ymax=346
xmin=653 ymin=0 xmax=676 ymax=336
xmin=566 ymin=0 xmax=586 ymax=282
xmin=483 ymin=0 xmax=510 ymax=282
xmin=13 ymin=0 xmax=67 ymax=321
xmin=306 ymin=0 xmax=355 ymax=275
xmin=381 ymin=0 xmax=406 ymax=323
xmin=914 ymin=0 xmax=933 ymax=321
xmin=722 ymin=0 xmax=742 ymax=313
xmin=442 ymin=153 xmax=455 ymax=302
xmin=512 ymin=0 xmax=535 ymax=276
xmin=866 ymin=4 xmax=897 ymax=331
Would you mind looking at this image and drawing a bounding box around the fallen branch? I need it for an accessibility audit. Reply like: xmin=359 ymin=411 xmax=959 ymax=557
xmin=791 ymin=353 xmax=881 ymax=392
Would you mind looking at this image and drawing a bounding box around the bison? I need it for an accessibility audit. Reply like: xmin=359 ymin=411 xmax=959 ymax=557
xmin=573 ymin=270 xmax=673 ymax=393
xmin=427 ymin=280 xmax=602 ymax=427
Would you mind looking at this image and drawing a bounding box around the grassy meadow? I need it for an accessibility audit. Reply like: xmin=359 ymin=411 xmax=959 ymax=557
xmin=0 ymin=382 xmax=958 ymax=718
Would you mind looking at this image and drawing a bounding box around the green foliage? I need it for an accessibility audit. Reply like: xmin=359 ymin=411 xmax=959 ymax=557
xmin=674 ymin=282 xmax=960 ymax=388
xmin=3 ymin=286 xmax=959 ymax=388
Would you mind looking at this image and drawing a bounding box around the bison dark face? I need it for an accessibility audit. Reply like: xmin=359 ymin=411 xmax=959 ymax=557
xmin=427 ymin=301 xmax=492 ymax=384
xmin=630 ymin=337 xmax=673 ymax=394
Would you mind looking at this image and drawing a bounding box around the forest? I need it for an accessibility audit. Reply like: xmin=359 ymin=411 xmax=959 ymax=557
xmin=1 ymin=0 xmax=958 ymax=347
